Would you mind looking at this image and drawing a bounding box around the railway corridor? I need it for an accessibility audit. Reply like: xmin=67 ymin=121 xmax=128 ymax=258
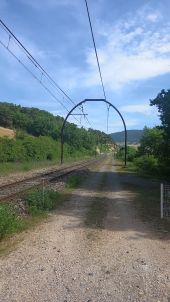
xmin=0 ymin=157 xmax=169 ymax=302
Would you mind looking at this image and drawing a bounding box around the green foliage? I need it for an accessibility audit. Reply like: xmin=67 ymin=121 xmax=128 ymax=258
xmin=0 ymin=189 xmax=61 ymax=240
xmin=150 ymin=89 xmax=170 ymax=137
xmin=0 ymin=160 xmax=59 ymax=175
xmin=66 ymin=174 xmax=85 ymax=188
xmin=0 ymin=204 xmax=24 ymax=240
xmin=134 ymin=155 xmax=159 ymax=175
xmin=0 ymin=136 xmax=60 ymax=162
xmin=0 ymin=102 xmax=113 ymax=167
xmin=138 ymin=127 xmax=165 ymax=159
xmin=127 ymin=90 xmax=170 ymax=178
xmin=24 ymin=188 xmax=60 ymax=215
xmin=116 ymin=145 xmax=137 ymax=162
xmin=150 ymin=90 xmax=170 ymax=173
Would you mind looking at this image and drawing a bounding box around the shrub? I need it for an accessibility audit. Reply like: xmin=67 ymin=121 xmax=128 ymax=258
xmin=116 ymin=146 xmax=137 ymax=162
xmin=0 ymin=204 xmax=24 ymax=240
xmin=66 ymin=175 xmax=82 ymax=188
xmin=24 ymin=188 xmax=60 ymax=215
xmin=134 ymin=155 xmax=159 ymax=174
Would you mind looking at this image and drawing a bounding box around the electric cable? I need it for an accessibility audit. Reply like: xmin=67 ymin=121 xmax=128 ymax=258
xmin=84 ymin=0 xmax=106 ymax=100
xmin=84 ymin=0 xmax=110 ymax=132
xmin=0 ymin=19 xmax=92 ymax=126
xmin=0 ymin=38 xmax=80 ymax=123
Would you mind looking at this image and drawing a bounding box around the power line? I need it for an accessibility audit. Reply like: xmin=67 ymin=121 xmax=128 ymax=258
xmin=0 ymin=39 xmax=71 ymax=114
xmin=84 ymin=0 xmax=110 ymax=133
xmin=0 ymin=39 xmax=81 ymax=124
xmin=81 ymin=104 xmax=92 ymax=126
xmin=0 ymin=19 xmax=92 ymax=126
xmin=84 ymin=0 xmax=107 ymax=100
xmin=0 ymin=19 xmax=75 ymax=106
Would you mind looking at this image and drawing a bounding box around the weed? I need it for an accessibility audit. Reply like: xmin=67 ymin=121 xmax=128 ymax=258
xmin=0 ymin=204 xmax=24 ymax=240
xmin=0 ymin=160 xmax=59 ymax=176
xmin=66 ymin=173 xmax=87 ymax=189
xmin=24 ymin=188 xmax=60 ymax=215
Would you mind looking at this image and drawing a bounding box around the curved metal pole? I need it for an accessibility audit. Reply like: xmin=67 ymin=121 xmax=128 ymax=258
xmin=60 ymin=99 xmax=127 ymax=166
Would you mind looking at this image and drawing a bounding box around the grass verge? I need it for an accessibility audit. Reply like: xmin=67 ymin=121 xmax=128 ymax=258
xmin=0 ymin=188 xmax=62 ymax=242
xmin=115 ymin=159 xmax=170 ymax=181
xmin=0 ymin=160 xmax=59 ymax=176
xmin=0 ymin=155 xmax=93 ymax=176
xmin=0 ymin=203 xmax=25 ymax=240
xmin=24 ymin=188 xmax=61 ymax=215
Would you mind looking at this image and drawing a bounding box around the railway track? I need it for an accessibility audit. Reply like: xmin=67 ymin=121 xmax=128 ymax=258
xmin=0 ymin=156 xmax=104 ymax=201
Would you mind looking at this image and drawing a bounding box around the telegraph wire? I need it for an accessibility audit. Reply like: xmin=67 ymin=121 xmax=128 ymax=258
xmin=0 ymin=39 xmax=69 ymax=112
xmin=0 ymin=19 xmax=75 ymax=106
xmin=84 ymin=0 xmax=110 ymax=133
xmin=0 ymin=19 xmax=92 ymax=126
xmin=0 ymin=38 xmax=80 ymax=123
xmin=84 ymin=0 xmax=106 ymax=100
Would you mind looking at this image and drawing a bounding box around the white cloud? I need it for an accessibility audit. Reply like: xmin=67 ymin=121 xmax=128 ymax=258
xmin=120 ymin=104 xmax=155 ymax=115
xmin=146 ymin=12 xmax=161 ymax=23
xmin=82 ymin=6 xmax=170 ymax=90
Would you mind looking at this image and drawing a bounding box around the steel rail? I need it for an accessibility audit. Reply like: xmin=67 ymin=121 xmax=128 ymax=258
xmin=0 ymin=156 xmax=105 ymax=202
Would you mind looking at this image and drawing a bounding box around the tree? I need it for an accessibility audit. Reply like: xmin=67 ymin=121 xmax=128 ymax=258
xmin=150 ymin=89 xmax=170 ymax=137
xmin=138 ymin=127 xmax=164 ymax=159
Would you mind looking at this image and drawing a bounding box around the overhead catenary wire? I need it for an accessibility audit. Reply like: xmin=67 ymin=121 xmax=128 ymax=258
xmin=0 ymin=19 xmax=75 ymax=106
xmin=0 ymin=39 xmax=72 ymax=114
xmin=0 ymin=39 xmax=81 ymax=124
xmin=84 ymin=0 xmax=107 ymax=100
xmin=84 ymin=0 xmax=110 ymax=132
xmin=0 ymin=19 xmax=92 ymax=126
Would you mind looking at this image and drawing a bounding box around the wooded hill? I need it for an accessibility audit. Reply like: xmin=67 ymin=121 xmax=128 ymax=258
xmin=0 ymin=102 xmax=113 ymax=163
xmin=110 ymin=130 xmax=143 ymax=144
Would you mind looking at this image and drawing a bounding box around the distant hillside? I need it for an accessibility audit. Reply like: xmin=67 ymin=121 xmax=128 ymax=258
xmin=110 ymin=130 xmax=143 ymax=144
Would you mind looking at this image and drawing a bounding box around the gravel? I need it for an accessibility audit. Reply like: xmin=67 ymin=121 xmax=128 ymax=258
xmin=0 ymin=156 xmax=169 ymax=302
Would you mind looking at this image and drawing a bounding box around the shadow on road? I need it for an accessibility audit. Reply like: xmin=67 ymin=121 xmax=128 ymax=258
xmin=52 ymin=168 xmax=170 ymax=242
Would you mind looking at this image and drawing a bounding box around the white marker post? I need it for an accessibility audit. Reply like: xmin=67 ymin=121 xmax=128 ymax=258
xmin=160 ymin=183 xmax=164 ymax=219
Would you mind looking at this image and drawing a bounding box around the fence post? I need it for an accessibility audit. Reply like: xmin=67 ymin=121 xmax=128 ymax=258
xmin=42 ymin=178 xmax=45 ymax=206
xmin=160 ymin=183 xmax=164 ymax=219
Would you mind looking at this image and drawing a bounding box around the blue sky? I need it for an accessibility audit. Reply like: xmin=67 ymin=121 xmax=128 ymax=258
xmin=0 ymin=0 xmax=170 ymax=133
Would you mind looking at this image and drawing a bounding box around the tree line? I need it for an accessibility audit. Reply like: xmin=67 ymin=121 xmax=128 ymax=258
xmin=0 ymin=102 xmax=113 ymax=163
xmin=116 ymin=89 xmax=170 ymax=177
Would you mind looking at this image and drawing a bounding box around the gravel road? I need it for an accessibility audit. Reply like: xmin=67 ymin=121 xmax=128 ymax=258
xmin=0 ymin=157 xmax=169 ymax=302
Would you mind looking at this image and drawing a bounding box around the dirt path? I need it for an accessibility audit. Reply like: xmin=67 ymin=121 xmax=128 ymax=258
xmin=0 ymin=157 xmax=169 ymax=302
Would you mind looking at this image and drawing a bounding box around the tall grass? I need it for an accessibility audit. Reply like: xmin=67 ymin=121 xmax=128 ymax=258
xmin=0 ymin=154 xmax=92 ymax=176
xmin=0 ymin=160 xmax=59 ymax=176
xmin=0 ymin=204 xmax=24 ymax=240
xmin=24 ymin=188 xmax=61 ymax=215
xmin=0 ymin=188 xmax=62 ymax=240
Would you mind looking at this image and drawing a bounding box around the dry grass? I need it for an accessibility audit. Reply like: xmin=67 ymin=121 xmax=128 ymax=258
xmin=0 ymin=127 xmax=15 ymax=139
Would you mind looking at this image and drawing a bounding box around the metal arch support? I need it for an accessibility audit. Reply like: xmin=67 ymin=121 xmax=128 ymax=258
xmin=60 ymin=99 xmax=127 ymax=166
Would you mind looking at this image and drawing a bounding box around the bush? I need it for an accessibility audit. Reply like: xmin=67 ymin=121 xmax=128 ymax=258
xmin=116 ymin=146 xmax=137 ymax=162
xmin=24 ymin=188 xmax=60 ymax=215
xmin=134 ymin=155 xmax=159 ymax=175
xmin=66 ymin=175 xmax=82 ymax=188
xmin=0 ymin=204 xmax=24 ymax=240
